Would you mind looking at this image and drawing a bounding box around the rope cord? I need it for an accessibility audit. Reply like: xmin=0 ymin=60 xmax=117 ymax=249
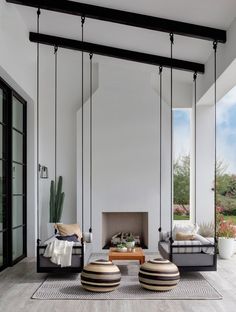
xmin=213 ymin=41 xmax=218 ymax=243
xmin=36 ymin=8 xmax=41 ymax=241
xmin=170 ymin=33 xmax=174 ymax=244
xmin=89 ymin=53 xmax=93 ymax=233
xmin=158 ymin=66 xmax=163 ymax=233
xmin=193 ymin=72 xmax=197 ymax=225
xmin=54 ymin=46 xmax=58 ymax=186
xmin=81 ymin=16 xmax=85 ymax=234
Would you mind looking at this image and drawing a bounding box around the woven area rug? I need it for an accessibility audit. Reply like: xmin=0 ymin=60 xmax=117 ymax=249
xmin=32 ymin=263 xmax=222 ymax=300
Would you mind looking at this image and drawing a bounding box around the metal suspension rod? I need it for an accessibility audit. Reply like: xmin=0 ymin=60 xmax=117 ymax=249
xmin=158 ymin=65 xmax=163 ymax=234
xmin=89 ymin=52 xmax=93 ymax=234
xmin=213 ymin=41 xmax=218 ymax=243
xmin=193 ymin=72 xmax=197 ymax=225
xmin=170 ymin=33 xmax=174 ymax=246
xmin=81 ymin=16 xmax=85 ymax=234
xmin=36 ymin=7 xmax=41 ymax=241
xmin=54 ymin=45 xmax=58 ymax=186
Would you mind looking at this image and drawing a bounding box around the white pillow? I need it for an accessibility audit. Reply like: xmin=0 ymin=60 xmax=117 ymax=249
xmin=173 ymin=223 xmax=199 ymax=240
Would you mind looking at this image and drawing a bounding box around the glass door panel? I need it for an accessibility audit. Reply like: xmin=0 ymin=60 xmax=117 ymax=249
xmin=0 ymin=125 xmax=2 ymax=158
xmin=12 ymin=97 xmax=23 ymax=132
xmin=0 ymin=88 xmax=3 ymax=122
xmin=0 ymin=196 xmax=6 ymax=232
xmin=0 ymin=232 xmax=3 ymax=267
xmin=12 ymin=164 xmax=23 ymax=194
xmin=12 ymin=227 xmax=23 ymax=261
xmin=13 ymin=131 xmax=23 ymax=163
xmin=12 ymin=196 xmax=23 ymax=228
xmin=0 ymin=198 xmax=6 ymax=268
xmin=0 ymin=160 xmax=3 ymax=197
xmin=12 ymin=94 xmax=26 ymax=264
xmin=0 ymin=85 xmax=7 ymax=271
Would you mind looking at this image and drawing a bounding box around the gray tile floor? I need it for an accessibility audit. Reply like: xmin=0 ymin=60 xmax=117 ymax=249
xmin=0 ymin=255 xmax=236 ymax=312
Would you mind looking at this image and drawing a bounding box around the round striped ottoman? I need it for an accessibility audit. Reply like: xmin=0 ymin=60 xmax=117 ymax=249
xmin=139 ymin=258 xmax=180 ymax=291
xmin=81 ymin=259 xmax=121 ymax=292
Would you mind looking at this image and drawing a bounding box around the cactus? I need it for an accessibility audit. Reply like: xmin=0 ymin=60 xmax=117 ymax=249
xmin=49 ymin=176 xmax=65 ymax=223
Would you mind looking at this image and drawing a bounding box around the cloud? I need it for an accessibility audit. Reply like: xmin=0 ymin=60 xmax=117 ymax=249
xmin=217 ymin=86 xmax=236 ymax=125
xmin=173 ymin=109 xmax=190 ymax=160
xmin=217 ymin=86 xmax=236 ymax=173
xmin=172 ymin=96 xmax=236 ymax=174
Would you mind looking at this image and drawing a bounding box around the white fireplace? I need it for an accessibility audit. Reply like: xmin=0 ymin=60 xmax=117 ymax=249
xmin=76 ymin=64 xmax=172 ymax=253
xmin=102 ymin=212 xmax=148 ymax=249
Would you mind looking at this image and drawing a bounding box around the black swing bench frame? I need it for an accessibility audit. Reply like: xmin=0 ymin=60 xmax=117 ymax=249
xmin=157 ymin=39 xmax=218 ymax=272
xmin=35 ymin=10 xmax=89 ymax=274
xmin=37 ymin=238 xmax=85 ymax=274
xmin=158 ymin=241 xmax=217 ymax=272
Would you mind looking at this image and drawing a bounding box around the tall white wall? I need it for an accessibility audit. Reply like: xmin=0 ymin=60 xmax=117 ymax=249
xmin=0 ymin=0 xmax=36 ymax=257
xmin=0 ymin=1 xmax=35 ymax=99
xmin=196 ymin=105 xmax=215 ymax=223
xmin=198 ymin=18 xmax=236 ymax=105
xmin=76 ymin=60 xmax=175 ymax=251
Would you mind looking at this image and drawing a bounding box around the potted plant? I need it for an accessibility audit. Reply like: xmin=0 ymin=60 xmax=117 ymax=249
xmin=116 ymin=243 xmax=127 ymax=252
xmin=217 ymin=214 xmax=236 ymax=259
xmin=126 ymin=236 xmax=135 ymax=249
xmin=48 ymin=176 xmax=65 ymax=235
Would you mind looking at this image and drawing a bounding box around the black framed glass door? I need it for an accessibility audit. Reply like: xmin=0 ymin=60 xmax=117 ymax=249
xmin=0 ymin=83 xmax=7 ymax=271
xmin=0 ymin=77 xmax=27 ymax=271
xmin=12 ymin=94 xmax=26 ymax=264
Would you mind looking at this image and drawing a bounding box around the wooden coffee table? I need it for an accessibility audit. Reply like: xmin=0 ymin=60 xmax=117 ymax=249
xmin=108 ymin=247 xmax=145 ymax=264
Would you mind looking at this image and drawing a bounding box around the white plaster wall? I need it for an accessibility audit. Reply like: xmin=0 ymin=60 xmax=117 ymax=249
xmin=196 ymin=105 xmax=215 ymax=224
xmin=0 ymin=1 xmax=35 ymax=99
xmin=0 ymin=0 xmax=36 ymax=257
xmin=198 ymin=18 xmax=236 ymax=105
xmin=77 ymin=60 xmax=176 ymax=252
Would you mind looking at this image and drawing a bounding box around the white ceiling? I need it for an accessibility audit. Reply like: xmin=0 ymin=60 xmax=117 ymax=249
xmin=14 ymin=0 xmax=236 ymax=69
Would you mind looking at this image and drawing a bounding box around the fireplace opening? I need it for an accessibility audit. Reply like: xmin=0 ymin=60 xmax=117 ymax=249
xmin=102 ymin=212 xmax=148 ymax=249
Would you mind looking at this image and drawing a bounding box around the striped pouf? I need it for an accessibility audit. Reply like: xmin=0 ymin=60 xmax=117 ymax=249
xmin=139 ymin=258 xmax=180 ymax=291
xmin=81 ymin=259 xmax=121 ymax=292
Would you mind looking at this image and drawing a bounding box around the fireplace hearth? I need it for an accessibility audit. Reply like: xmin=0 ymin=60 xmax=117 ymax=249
xmin=102 ymin=212 xmax=148 ymax=249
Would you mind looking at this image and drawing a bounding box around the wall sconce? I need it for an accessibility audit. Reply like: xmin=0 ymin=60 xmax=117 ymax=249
xmin=40 ymin=165 xmax=49 ymax=179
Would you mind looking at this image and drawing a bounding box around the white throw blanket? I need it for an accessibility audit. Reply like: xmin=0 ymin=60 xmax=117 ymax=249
xmin=44 ymin=240 xmax=74 ymax=267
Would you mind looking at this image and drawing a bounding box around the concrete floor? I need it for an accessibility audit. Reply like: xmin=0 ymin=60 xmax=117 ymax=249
xmin=0 ymin=255 xmax=236 ymax=312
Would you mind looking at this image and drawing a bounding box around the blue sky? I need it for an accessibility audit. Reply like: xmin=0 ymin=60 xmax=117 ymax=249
xmin=217 ymin=86 xmax=236 ymax=173
xmin=173 ymin=87 xmax=236 ymax=174
xmin=173 ymin=109 xmax=191 ymax=160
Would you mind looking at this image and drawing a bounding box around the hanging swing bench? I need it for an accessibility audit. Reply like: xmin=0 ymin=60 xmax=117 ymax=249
xmin=158 ymin=36 xmax=218 ymax=272
xmin=36 ymin=14 xmax=92 ymax=273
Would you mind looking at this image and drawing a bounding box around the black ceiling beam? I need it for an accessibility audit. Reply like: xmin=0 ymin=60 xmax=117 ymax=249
xmin=29 ymin=32 xmax=205 ymax=73
xmin=7 ymin=0 xmax=226 ymax=43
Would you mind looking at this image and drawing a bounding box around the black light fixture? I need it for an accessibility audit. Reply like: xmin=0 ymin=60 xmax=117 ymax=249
xmin=40 ymin=165 xmax=49 ymax=179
